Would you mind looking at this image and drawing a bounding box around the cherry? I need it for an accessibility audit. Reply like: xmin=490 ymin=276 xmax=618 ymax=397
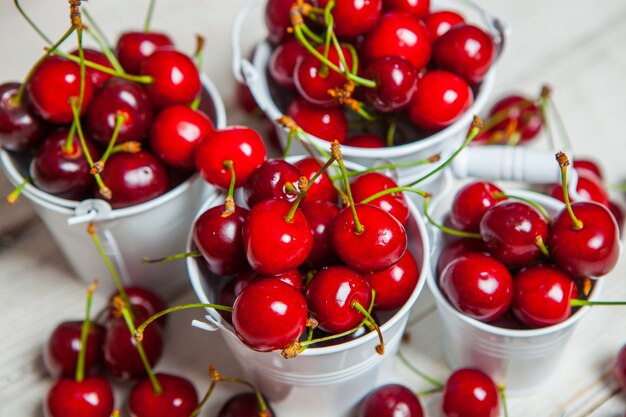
xmin=511 ymin=264 xmax=578 ymax=328
xmin=45 ymin=376 xmax=114 ymax=417
xmin=434 ymin=24 xmax=495 ymax=84
xmin=366 ymin=250 xmax=419 ymax=310
xmin=265 ymin=0 xmax=300 ymax=44
xmin=108 ymin=287 xmax=167 ymax=324
xmin=436 ymin=237 xmax=489 ymax=277
xmin=573 ymin=158 xmax=603 ymax=180
xmin=549 ymin=169 xmax=609 ymax=207
xmin=345 ymin=133 xmax=386 ymax=148
xmin=232 ymin=279 xmax=308 ymax=351
xmin=85 ymin=77 xmax=154 ymax=146
xmin=362 ymin=12 xmax=432 ymax=71
xmin=613 ymin=343 xmax=626 ymax=390
xmin=288 ymin=97 xmax=348 ymax=143
xmin=484 ymin=95 xmax=543 ymax=143
xmin=141 ymin=49 xmax=200 ymax=108
xmin=383 ymin=0 xmax=430 ymax=18
xmin=98 ymin=151 xmax=169 ymax=208
xmin=315 ymin=0 xmax=382 ymax=38
xmin=149 ymin=105 xmax=214 ymax=170
xmin=407 ymin=70 xmax=473 ymax=130
xmin=301 ymin=200 xmax=340 ymax=267
xmin=363 ymin=56 xmax=419 ymax=113
xmin=0 ymin=82 xmax=47 ymax=151
xmin=44 ymin=321 xmax=105 ymax=378
xmin=439 ymin=252 xmax=512 ymax=322
xmin=70 ymin=48 xmax=114 ymax=88
xmin=116 ymin=31 xmax=174 ymax=75
xmin=425 ymin=10 xmax=465 ymax=40
xmin=243 ymin=159 xmax=302 ymax=207
xmin=234 ymin=268 xmax=303 ymax=295
xmin=269 ymin=39 xmax=308 ymax=90
xmin=27 ymin=55 xmax=94 ymax=124
xmin=609 ymin=201 xmax=625 ymax=235
xmin=442 ymin=368 xmax=500 ymax=417
xmin=306 ymin=265 xmax=372 ymax=333
xmin=243 ymin=198 xmax=313 ymax=275
xmin=358 ymin=384 xmax=424 ymax=417
xmin=30 ymin=130 xmax=101 ymax=200
xmin=217 ymin=392 xmax=275 ymax=417
xmin=351 ymin=172 xmax=410 ymax=225
xmin=449 ymin=181 xmax=506 ymax=233
xmin=235 ymin=82 xmax=259 ymax=114
xmin=218 ymin=280 xmax=237 ymax=324
xmin=128 ymin=373 xmax=198 ymax=417
xmin=195 ymin=126 xmax=267 ymax=189
xmin=331 ymin=203 xmax=407 ymax=273
xmin=293 ymin=157 xmax=338 ymax=203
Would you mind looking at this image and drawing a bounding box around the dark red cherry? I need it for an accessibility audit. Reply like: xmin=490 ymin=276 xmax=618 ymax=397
xmin=407 ymin=70 xmax=472 ymax=130
xmin=549 ymin=169 xmax=609 ymax=207
xmin=301 ymin=200 xmax=340 ymax=267
xmin=439 ymin=252 xmax=512 ymax=322
xmin=30 ymin=130 xmax=101 ymax=200
xmin=359 ymin=384 xmax=424 ymax=417
xmin=150 ymin=105 xmax=214 ymax=170
xmin=98 ymin=151 xmax=169 ymax=208
xmin=350 ymin=172 xmax=410 ymax=225
xmin=362 ymin=12 xmax=432 ymax=71
xmin=27 ymin=55 xmax=94 ymax=124
xmin=70 ymin=48 xmax=114 ymax=88
xmin=345 ymin=133 xmax=386 ymax=148
xmin=613 ymin=344 xmax=626 ymax=390
xmin=609 ymin=201 xmax=625 ymax=235
xmin=141 ymin=49 xmax=200 ymax=108
xmin=315 ymin=0 xmax=382 ymax=38
xmin=85 ymin=77 xmax=153 ymax=146
xmin=442 ymin=368 xmax=499 ymax=417
xmin=233 ymin=279 xmax=308 ymax=351
xmin=364 ymin=56 xmax=419 ymax=112
xmin=195 ymin=126 xmax=267 ymax=189
xmin=548 ymin=201 xmax=620 ymax=277
xmin=44 ymin=321 xmax=105 ymax=378
xmin=425 ymin=10 xmax=465 ymax=40
xmin=293 ymin=157 xmax=339 ymax=203
xmin=511 ymin=264 xmax=578 ymax=328
xmin=265 ymin=0 xmax=302 ymax=44
xmin=116 ymin=31 xmax=174 ymax=75
xmin=383 ymin=0 xmax=430 ymax=18
xmin=193 ymin=204 xmax=248 ymax=276
xmin=269 ymin=39 xmax=308 ymax=90
xmin=486 ymin=95 xmax=543 ymax=142
xmin=436 ymin=238 xmax=489 ymax=278
xmin=128 ymin=373 xmax=198 ymax=417
xmin=243 ymin=159 xmax=302 ymax=207
xmin=108 ymin=286 xmax=167 ymax=327
xmin=0 ymin=82 xmax=47 ymax=151
xmin=243 ymin=198 xmax=313 ymax=275
xmin=449 ymin=181 xmax=506 ymax=233
xmin=366 ymin=250 xmax=419 ymax=310
xmin=217 ymin=392 xmax=275 ymax=417
xmin=45 ymin=376 xmax=114 ymax=417
xmin=288 ymin=97 xmax=348 ymax=143
xmin=573 ymin=158 xmax=603 ymax=180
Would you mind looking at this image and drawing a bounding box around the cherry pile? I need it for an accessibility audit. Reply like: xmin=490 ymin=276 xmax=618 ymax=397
xmin=263 ymin=0 xmax=497 ymax=148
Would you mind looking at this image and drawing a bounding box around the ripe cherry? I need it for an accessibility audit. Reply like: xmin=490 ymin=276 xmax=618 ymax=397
xmin=116 ymin=31 xmax=174 ymax=75
xmin=243 ymin=159 xmax=302 ymax=207
xmin=128 ymin=373 xmax=198 ymax=417
xmin=484 ymin=95 xmax=543 ymax=143
xmin=426 ymin=10 xmax=465 ymax=40
xmin=70 ymin=48 xmax=114 ymax=88
xmin=351 ymin=172 xmax=410 ymax=225
xmin=234 ymin=268 xmax=303 ymax=295
xmin=442 ymin=368 xmax=500 ymax=417
xmin=301 ymin=200 xmax=340 ymax=267
xmin=315 ymin=0 xmax=382 ymax=38
xmin=345 ymin=133 xmax=386 ymax=148
xmin=549 ymin=169 xmax=609 ymax=207
xmin=383 ymin=0 xmax=430 ymax=18
xmin=0 ymin=82 xmax=47 ymax=151
xmin=359 ymin=384 xmax=424 ymax=417
xmin=45 ymin=376 xmax=114 ymax=417
xmin=269 ymin=39 xmax=307 ymax=90
xmin=288 ymin=97 xmax=348 ymax=143
xmin=217 ymin=392 xmax=275 ymax=417
xmin=449 ymin=181 xmax=506 ymax=233
xmin=293 ymin=157 xmax=338 ymax=203
xmin=366 ymin=250 xmax=419 ymax=310
xmin=107 ymin=286 xmax=168 ymax=328
xmin=573 ymin=158 xmax=603 ymax=180
xmin=141 ymin=49 xmax=200 ymax=108
xmin=364 ymin=56 xmax=419 ymax=113
xmin=436 ymin=237 xmax=489 ymax=277
xmin=265 ymin=0 xmax=300 ymax=44
xmin=44 ymin=321 xmax=105 ymax=378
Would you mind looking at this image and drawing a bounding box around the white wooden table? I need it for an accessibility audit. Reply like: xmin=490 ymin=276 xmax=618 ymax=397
xmin=1 ymin=0 xmax=626 ymax=416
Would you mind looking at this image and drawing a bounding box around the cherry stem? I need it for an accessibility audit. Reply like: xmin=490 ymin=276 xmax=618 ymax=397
xmin=570 ymin=299 xmax=626 ymax=307
xmin=407 ymin=115 xmax=483 ymax=187
xmin=478 ymin=97 xmax=536 ymax=140
xmin=498 ymin=385 xmax=510 ymax=417
xmin=6 ymin=177 xmax=30 ymax=204
xmin=222 ymin=160 xmax=237 ymax=217
xmin=111 ymin=410 xmax=120 ymax=417
xmin=83 ymin=22 xmax=125 ymax=74
xmin=144 ymin=0 xmax=156 ymax=32
xmin=142 ymin=250 xmax=201 ymax=264
xmin=396 ymin=350 xmax=445 ymax=389
xmin=332 ymin=141 xmax=364 ymax=233
xmin=13 ymin=0 xmax=53 ymax=44
xmin=535 ymin=235 xmax=550 ymax=258
xmin=538 ymin=85 xmax=557 ymax=150
xmin=71 ymin=6 xmax=88 ymax=117
xmin=111 ymin=141 xmax=141 ymax=155
xmin=335 ymin=155 xmax=441 ymax=179
xmin=386 ymin=119 xmax=397 ymax=147
xmin=95 ymin=112 xmax=127 ymax=172
xmin=547 ymin=92 xmax=573 ymax=151
xmin=423 ymin=197 xmax=482 ymax=239
xmin=360 ymin=186 xmax=430 ymax=205
xmin=82 ymin=8 xmax=114 ymax=54
xmin=352 ymin=298 xmax=384 ymax=355
xmin=75 ymin=280 xmax=98 ymax=383
xmin=189 ymin=379 xmax=217 ymax=417
xmin=416 ymin=387 xmax=443 ymax=397
xmin=135 ymin=303 xmax=234 ymax=338
xmin=492 ymin=192 xmax=552 ymax=224
xmin=209 ymin=366 xmax=271 ymax=415
xmin=556 ymin=151 xmax=583 ymax=230
xmin=319 ymin=2 xmax=334 ymax=76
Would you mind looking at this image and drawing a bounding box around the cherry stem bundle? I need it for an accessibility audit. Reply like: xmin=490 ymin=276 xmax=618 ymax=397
xmin=76 ymin=280 xmax=98 ymax=383
xmin=556 ymin=151 xmax=583 ymax=230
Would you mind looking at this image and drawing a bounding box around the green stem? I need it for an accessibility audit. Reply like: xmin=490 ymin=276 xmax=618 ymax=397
xmin=499 ymin=385 xmax=509 ymax=417
xmin=337 ymin=154 xmax=364 ymax=234
xmin=14 ymin=0 xmax=52 ymax=44
xmin=416 ymin=387 xmax=443 ymax=397
xmin=75 ymin=281 xmax=97 ymax=383
xmin=539 ymin=93 xmax=555 ymax=150
xmin=535 ymin=235 xmax=550 ymax=258
xmin=83 ymin=23 xmax=125 ymax=74
xmin=397 ymin=350 xmax=444 ymax=389
xmin=6 ymin=177 xmax=30 ymax=204
xmin=492 ymin=192 xmax=552 ymax=223
xmin=301 ymin=24 xmax=323 ymax=43
xmin=82 ymin=8 xmax=114 ymax=54
xmin=212 ymin=374 xmax=270 ymax=415
xmin=423 ymin=197 xmax=482 ymax=239
xmin=334 ymin=156 xmax=440 ymax=179
xmin=144 ymin=0 xmax=156 ymax=32
xmin=549 ymin=96 xmax=573 ymax=150
xmin=352 ymin=298 xmax=384 ymax=354
xmin=360 ymin=186 xmax=429 ymax=205
xmin=570 ymin=299 xmax=626 ymax=307
xmin=189 ymin=380 xmax=217 ymax=417
xmin=556 ymin=152 xmax=583 ymax=230
xmin=99 ymin=113 xmax=127 ymax=165
xmin=142 ymin=250 xmax=201 ymax=264
xmin=386 ymin=119 xmax=397 ymax=147
xmin=135 ymin=303 xmax=234 ymax=336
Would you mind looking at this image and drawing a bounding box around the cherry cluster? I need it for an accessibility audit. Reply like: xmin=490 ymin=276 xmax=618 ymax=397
xmin=264 ymin=0 xmax=497 ymax=148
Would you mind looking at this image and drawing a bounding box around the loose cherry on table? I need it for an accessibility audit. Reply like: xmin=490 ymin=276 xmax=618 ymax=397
xmin=425 ymin=10 xmax=465 ymax=40
xmin=217 ymin=392 xmax=275 ymax=417
xmin=45 ymin=376 xmax=114 ymax=417
xmin=287 ymin=97 xmax=349 ymax=143
xmin=128 ymin=373 xmax=198 ymax=417
xmin=358 ymin=384 xmax=424 ymax=417
xmin=107 ymin=286 xmax=168 ymax=326
xmin=441 ymin=368 xmax=500 ymax=417
xmin=115 ymin=31 xmax=174 ymax=75
xmin=449 ymin=181 xmax=506 ymax=233
xmin=314 ymin=0 xmax=382 ymax=39
xmin=44 ymin=321 xmax=105 ymax=378
xmin=0 ymin=82 xmax=48 ymax=151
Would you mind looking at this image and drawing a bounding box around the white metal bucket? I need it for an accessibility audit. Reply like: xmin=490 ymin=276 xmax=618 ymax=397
xmin=0 ymin=74 xmax=226 ymax=299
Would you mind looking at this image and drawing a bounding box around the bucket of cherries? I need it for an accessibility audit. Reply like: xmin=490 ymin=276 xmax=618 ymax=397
xmin=0 ymin=0 xmax=225 ymax=297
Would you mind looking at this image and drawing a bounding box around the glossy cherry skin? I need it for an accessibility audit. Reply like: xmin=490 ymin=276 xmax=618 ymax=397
xmin=364 ymin=56 xmax=419 ymax=112
xmin=86 ymin=77 xmax=153 ymax=146
xmin=108 ymin=286 xmax=167 ymax=326
xmin=359 ymin=384 xmax=424 ymax=417
xmin=549 ymin=169 xmax=609 ymax=207
xmin=269 ymin=39 xmax=307 ymax=90
xmin=30 ymin=130 xmax=101 ymax=200
xmin=574 ymin=158 xmax=603 ymax=180
xmin=407 ymin=70 xmax=473 ymax=130
xmin=301 ymin=200 xmax=340 ymax=267
xmin=383 ymin=0 xmax=430 ymax=18
xmin=0 ymin=82 xmax=47 ymax=151
xmin=116 ymin=31 xmax=174 ymax=75
xmin=243 ymin=199 xmax=313 ymax=275
xmin=193 ymin=204 xmax=248 ymax=276
xmin=27 ymin=55 xmax=94 ymax=124
xmin=150 ymin=105 xmax=214 ymax=170
xmin=613 ymin=343 xmax=626 ymax=390
xmin=366 ymin=250 xmax=419 ymax=310
xmin=442 ymin=368 xmax=500 ymax=417
xmin=45 ymin=376 xmax=114 ymax=417
xmin=315 ymin=0 xmax=382 ymax=38
xmin=141 ymin=49 xmax=200 ymax=108
xmin=70 ymin=48 xmax=114 ymax=88
xmin=306 ymin=266 xmax=372 ymax=333
xmin=44 ymin=321 xmax=105 ymax=378
xmin=426 ymin=10 xmax=465 ymax=40
xmin=351 ymin=172 xmax=410 ymax=225
xmin=511 ymin=264 xmax=578 ymax=328
xmin=233 ymin=279 xmax=308 ymax=351
xmin=217 ymin=392 xmax=275 ymax=417
xmin=345 ymin=133 xmax=386 ymax=148
xmin=439 ymin=252 xmax=512 ymax=322
xmin=234 ymin=268 xmax=303 ymax=296
xmin=244 ymin=159 xmax=302 ymax=207
xmin=436 ymin=237 xmax=490 ymax=277
xmin=98 ymin=151 xmax=169 ymax=208
xmin=288 ymin=97 xmax=348 ymax=143
xmin=362 ymin=12 xmax=432 ymax=71
xmin=548 ymin=201 xmax=620 ymax=277
xmin=486 ymin=95 xmax=543 ymax=143
xmin=129 ymin=373 xmax=198 ymax=417
xmin=449 ymin=181 xmax=505 ymax=233
xmin=195 ymin=126 xmax=267 ymax=189
xmin=293 ymin=157 xmax=338 ymax=203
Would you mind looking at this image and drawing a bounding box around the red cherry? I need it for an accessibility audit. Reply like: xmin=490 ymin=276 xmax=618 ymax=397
xmin=128 ymin=373 xmax=198 ymax=417
xmin=573 ymin=158 xmax=603 ymax=180
xmin=613 ymin=344 xmax=626 ymax=390
xmin=45 ymin=376 xmax=114 ymax=417
xmin=449 ymin=181 xmax=506 ymax=233
xmin=195 ymin=126 xmax=267 ymax=189
xmin=306 ymin=265 xmax=372 ymax=333
xmin=345 ymin=133 xmax=386 ymax=148
xmin=288 ymin=97 xmax=348 ymax=143
xmin=383 ymin=0 xmax=430 ymax=18
xmin=116 ymin=31 xmax=174 ymax=75
xmin=243 ymin=159 xmax=302 ymax=208
xmin=359 ymin=384 xmax=424 ymax=417
xmin=301 ymin=200 xmax=341 ymax=267
xmin=442 ymin=368 xmax=500 ymax=417
xmin=439 ymin=252 xmax=512 ymax=322
xmin=366 ymin=250 xmax=419 ymax=310
xmin=331 ymin=204 xmax=407 ymax=273
xmin=609 ymin=201 xmax=625 ymax=235
xmin=27 ymin=55 xmax=94 ymax=124
xmin=425 ymin=10 xmax=465 ymax=40
xmin=70 ymin=48 xmax=114 ymax=88
xmin=351 ymin=172 xmax=410 ymax=225
xmin=362 ymin=12 xmax=432 ymax=71
xmin=235 ymin=82 xmax=259 ymax=114
xmin=293 ymin=157 xmax=338 ymax=203
xmin=511 ymin=264 xmax=578 ymax=328
xmin=232 ymin=279 xmax=308 ymax=351
xmin=141 ymin=49 xmax=200 ymax=108
xmin=234 ymin=268 xmax=303 ymax=295
xmin=0 ymin=82 xmax=47 ymax=151
xmin=485 ymin=95 xmax=543 ymax=143
xmin=217 ymin=392 xmax=275 ymax=417
xmin=108 ymin=286 xmax=168 ymax=326
xmin=407 ymin=70 xmax=473 ymax=130
xmin=436 ymin=237 xmax=490 ymax=277
xmin=315 ymin=0 xmax=382 ymax=38
xmin=265 ymin=0 xmax=301 ymax=44
xmin=150 ymin=105 xmax=214 ymax=170
xmin=269 ymin=39 xmax=308 ymax=90
xmin=243 ymin=198 xmax=313 ymax=275
xmin=549 ymin=169 xmax=609 ymax=207
xmin=364 ymin=57 xmax=419 ymax=112
xmin=44 ymin=321 xmax=105 ymax=378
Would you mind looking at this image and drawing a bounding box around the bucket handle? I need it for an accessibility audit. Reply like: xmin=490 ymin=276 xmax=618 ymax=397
xmin=232 ymin=0 xmax=264 ymax=83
